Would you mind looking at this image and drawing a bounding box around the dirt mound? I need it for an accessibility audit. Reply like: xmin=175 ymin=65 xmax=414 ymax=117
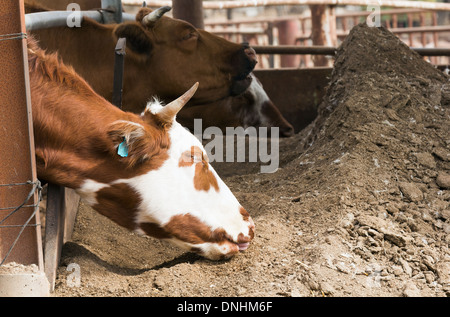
xmin=53 ymin=24 xmax=450 ymax=297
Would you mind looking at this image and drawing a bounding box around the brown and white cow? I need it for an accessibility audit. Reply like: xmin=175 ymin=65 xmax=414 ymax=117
xmin=27 ymin=4 xmax=257 ymax=110
xmin=177 ymin=73 xmax=295 ymax=137
xmin=28 ymin=38 xmax=254 ymax=260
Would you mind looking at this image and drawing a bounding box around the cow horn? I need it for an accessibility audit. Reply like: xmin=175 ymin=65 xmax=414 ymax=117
xmin=157 ymin=82 xmax=199 ymax=123
xmin=142 ymin=6 xmax=171 ymax=25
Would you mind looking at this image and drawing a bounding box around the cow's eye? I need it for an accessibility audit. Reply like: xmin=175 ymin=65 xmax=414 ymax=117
xmin=192 ymin=153 xmax=202 ymax=164
xmin=182 ymin=32 xmax=198 ymax=41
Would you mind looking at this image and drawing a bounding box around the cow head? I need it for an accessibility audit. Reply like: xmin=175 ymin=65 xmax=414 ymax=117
xmin=177 ymin=74 xmax=295 ymax=137
xmin=112 ymin=7 xmax=257 ymax=105
xmin=76 ymin=83 xmax=255 ymax=260
xmin=237 ymin=74 xmax=294 ymax=137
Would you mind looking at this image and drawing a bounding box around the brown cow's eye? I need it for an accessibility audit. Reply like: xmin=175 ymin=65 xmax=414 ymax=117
xmin=182 ymin=32 xmax=198 ymax=41
xmin=182 ymin=33 xmax=192 ymax=41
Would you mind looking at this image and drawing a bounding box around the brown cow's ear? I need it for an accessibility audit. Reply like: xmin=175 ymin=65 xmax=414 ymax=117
xmin=113 ymin=23 xmax=152 ymax=55
xmin=107 ymin=120 xmax=152 ymax=167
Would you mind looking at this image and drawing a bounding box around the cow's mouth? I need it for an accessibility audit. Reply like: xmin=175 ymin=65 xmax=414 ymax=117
xmin=225 ymin=233 xmax=252 ymax=252
xmin=230 ymin=74 xmax=253 ymax=96
xmin=237 ymin=242 xmax=250 ymax=251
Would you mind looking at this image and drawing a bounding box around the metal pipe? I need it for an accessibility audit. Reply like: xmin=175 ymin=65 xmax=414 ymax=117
xmin=124 ymin=0 xmax=450 ymax=11
xmin=25 ymin=11 xmax=135 ymax=31
xmin=25 ymin=11 xmax=102 ymax=31
xmin=253 ymin=45 xmax=450 ymax=56
xmin=412 ymin=48 xmax=450 ymax=57
xmin=101 ymin=0 xmax=123 ymax=24
xmin=253 ymin=45 xmax=337 ymax=55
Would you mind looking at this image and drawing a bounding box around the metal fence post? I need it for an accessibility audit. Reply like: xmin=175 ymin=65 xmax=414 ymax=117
xmin=112 ymin=38 xmax=127 ymax=108
xmin=172 ymin=0 xmax=205 ymax=29
xmin=0 ymin=0 xmax=48 ymax=296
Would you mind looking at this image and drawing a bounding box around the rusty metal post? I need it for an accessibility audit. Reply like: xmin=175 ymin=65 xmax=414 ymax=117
xmin=276 ymin=19 xmax=300 ymax=67
xmin=0 ymin=0 xmax=43 ymax=269
xmin=309 ymin=4 xmax=336 ymax=67
xmin=0 ymin=1 xmax=48 ymax=297
xmin=267 ymin=22 xmax=275 ymax=68
xmin=172 ymin=0 xmax=205 ymax=29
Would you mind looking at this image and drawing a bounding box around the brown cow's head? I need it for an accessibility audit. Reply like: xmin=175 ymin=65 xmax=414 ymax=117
xmin=112 ymin=7 xmax=257 ymax=105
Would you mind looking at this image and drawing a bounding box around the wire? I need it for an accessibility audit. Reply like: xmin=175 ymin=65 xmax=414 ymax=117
xmin=0 ymin=32 xmax=27 ymax=42
xmin=0 ymin=180 xmax=42 ymax=266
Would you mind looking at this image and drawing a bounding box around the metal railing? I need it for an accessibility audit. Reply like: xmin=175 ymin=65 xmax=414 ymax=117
xmin=123 ymin=0 xmax=450 ymax=11
xmin=204 ymin=7 xmax=450 ymax=68
xmin=25 ymin=10 xmax=135 ymax=30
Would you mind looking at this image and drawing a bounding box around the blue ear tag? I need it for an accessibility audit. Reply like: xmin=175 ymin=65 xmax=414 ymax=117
xmin=117 ymin=138 xmax=129 ymax=158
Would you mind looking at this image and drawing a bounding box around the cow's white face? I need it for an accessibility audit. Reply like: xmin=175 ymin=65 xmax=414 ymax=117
xmin=76 ymin=83 xmax=255 ymax=260
xmin=131 ymin=112 xmax=255 ymax=260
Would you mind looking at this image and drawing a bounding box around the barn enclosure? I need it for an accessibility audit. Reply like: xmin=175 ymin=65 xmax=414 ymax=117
xmin=1 ymin=0 xmax=449 ymax=298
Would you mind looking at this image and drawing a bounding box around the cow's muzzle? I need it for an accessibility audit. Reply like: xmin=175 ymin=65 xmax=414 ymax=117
xmin=230 ymin=44 xmax=257 ymax=96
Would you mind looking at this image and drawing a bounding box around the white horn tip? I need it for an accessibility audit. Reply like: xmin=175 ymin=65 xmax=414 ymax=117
xmin=191 ymin=82 xmax=199 ymax=92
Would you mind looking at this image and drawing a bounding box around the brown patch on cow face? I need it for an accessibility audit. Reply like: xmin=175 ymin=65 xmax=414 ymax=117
xmin=178 ymin=145 xmax=203 ymax=167
xmin=139 ymin=214 xmax=228 ymax=244
xmin=239 ymin=206 xmax=250 ymax=221
xmin=92 ymin=183 xmax=141 ymax=230
xmin=140 ymin=213 xmax=238 ymax=258
xmin=139 ymin=210 xmax=254 ymax=259
xmin=166 ymin=214 xmax=228 ymax=245
xmin=194 ymin=163 xmax=219 ymax=192
xmin=179 ymin=146 xmax=219 ymax=192
xmin=239 ymin=206 xmax=255 ymax=240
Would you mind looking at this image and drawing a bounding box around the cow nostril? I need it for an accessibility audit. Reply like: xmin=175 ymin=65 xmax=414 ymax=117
xmin=244 ymin=47 xmax=257 ymax=62
xmin=280 ymin=125 xmax=295 ymax=137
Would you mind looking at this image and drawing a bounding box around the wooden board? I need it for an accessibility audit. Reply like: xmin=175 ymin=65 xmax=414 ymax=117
xmin=44 ymin=184 xmax=80 ymax=291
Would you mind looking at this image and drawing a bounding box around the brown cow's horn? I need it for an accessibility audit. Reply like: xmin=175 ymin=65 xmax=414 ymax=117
xmin=142 ymin=6 xmax=171 ymax=25
xmin=157 ymin=82 xmax=199 ymax=123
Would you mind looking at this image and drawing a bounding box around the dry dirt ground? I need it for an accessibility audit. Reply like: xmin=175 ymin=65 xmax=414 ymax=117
xmin=52 ymin=24 xmax=450 ymax=297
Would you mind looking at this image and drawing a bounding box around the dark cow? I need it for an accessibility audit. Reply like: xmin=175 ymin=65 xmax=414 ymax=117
xmin=177 ymin=73 xmax=294 ymax=137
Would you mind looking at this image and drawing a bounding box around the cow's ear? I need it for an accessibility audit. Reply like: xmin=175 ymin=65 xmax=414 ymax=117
xmin=113 ymin=23 xmax=152 ymax=55
xmin=107 ymin=120 xmax=153 ymax=167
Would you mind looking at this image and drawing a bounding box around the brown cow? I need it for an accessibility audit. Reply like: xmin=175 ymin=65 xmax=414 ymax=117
xmin=27 ymin=4 xmax=257 ymax=110
xmin=28 ymin=37 xmax=254 ymax=260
